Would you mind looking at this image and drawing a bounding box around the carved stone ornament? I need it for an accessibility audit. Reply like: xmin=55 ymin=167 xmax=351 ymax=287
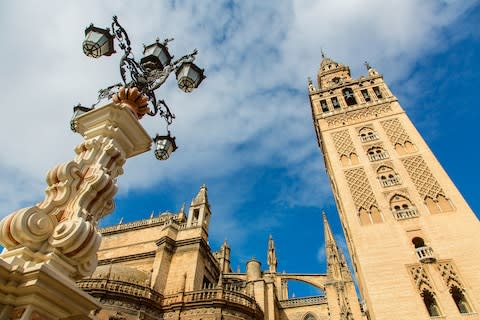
xmin=0 ymin=102 xmax=151 ymax=279
xmin=112 ymin=86 xmax=150 ymax=119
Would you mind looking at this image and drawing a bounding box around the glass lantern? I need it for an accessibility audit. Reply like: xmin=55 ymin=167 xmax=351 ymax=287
xmin=82 ymin=24 xmax=115 ymax=58
xmin=140 ymin=40 xmax=172 ymax=71
xmin=153 ymin=134 xmax=178 ymax=160
xmin=70 ymin=104 xmax=93 ymax=132
xmin=175 ymin=62 xmax=206 ymax=93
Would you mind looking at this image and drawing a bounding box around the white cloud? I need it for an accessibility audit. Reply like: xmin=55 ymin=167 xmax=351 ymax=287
xmin=0 ymin=0 xmax=475 ymax=230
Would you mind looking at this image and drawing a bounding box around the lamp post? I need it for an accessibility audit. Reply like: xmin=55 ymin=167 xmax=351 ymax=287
xmin=0 ymin=16 xmax=205 ymax=320
xmin=72 ymin=15 xmax=206 ymax=160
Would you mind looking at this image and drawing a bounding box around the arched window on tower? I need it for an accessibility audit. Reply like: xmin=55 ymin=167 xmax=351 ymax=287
xmin=303 ymin=313 xmax=317 ymax=320
xmin=342 ymin=88 xmax=357 ymax=106
xmin=425 ymin=194 xmax=454 ymax=214
xmin=421 ymin=289 xmax=441 ymax=317
xmin=450 ymin=285 xmax=473 ymax=314
xmin=395 ymin=140 xmax=417 ymax=155
xmin=358 ymin=127 xmax=378 ymax=142
xmin=390 ymin=195 xmax=418 ymax=220
xmin=340 ymin=153 xmax=359 ymax=166
xmin=377 ymin=166 xmax=400 ymax=187
xmin=367 ymin=146 xmax=388 ymax=161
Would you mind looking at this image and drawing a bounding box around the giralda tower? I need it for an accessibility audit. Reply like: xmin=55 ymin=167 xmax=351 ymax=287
xmin=308 ymin=56 xmax=480 ymax=319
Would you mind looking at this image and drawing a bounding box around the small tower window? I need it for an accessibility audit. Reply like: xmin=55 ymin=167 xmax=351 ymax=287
xmin=320 ymin=100 xmax=329 ymax=112
xmin=358 ymin=127 xmax=378 ymax=142
xmin=361 ymin=89 xmax=371 ymax=102
xmin=193 ymin=209 xmax=200 ymax=222
xmin=450 ymin=285 xmax=472 ymax=314
xmin=421 ymin=289 xmax=441 ymax=317
xmin=377 ymin=166 xmax=400 ymax=187
xmin=373 ymin=86 xmax=383 ymax=99
xmin=391 ymin=195 xmax=418 ymax=220
xmin=367 ymin=146 xmax=388 ymax=161
xmin=331 ymin=97 xmax=340 ymax=109
xmin=342 ymin=88 xmax=357 ymax=106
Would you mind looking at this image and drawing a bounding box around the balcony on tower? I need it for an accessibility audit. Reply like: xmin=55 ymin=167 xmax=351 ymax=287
xmin=359 ymin=127 xmax=379 ymax=142
xmin=380 ymin=175 xmax=401 ymax=187
xmin=412 ymin=237 xmax=436 ymax=263
xmin=415 ymin=246 xmax=436 ymax=263
xmin=367 ymin=147 xmax=389 ymax=161
xmin=393 ymin=207 xmax=419 ymax=220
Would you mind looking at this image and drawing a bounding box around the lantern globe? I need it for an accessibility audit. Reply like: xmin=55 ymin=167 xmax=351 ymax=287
xmin=176 ymin=62 xmax=206 ymax=93
xmin=141 ymin=41 xmax=173 ymax=71
xmin=82 ymin=24 xmax=115 ymax=58
xmin=154 ymin=134 xmax=178 ymax=160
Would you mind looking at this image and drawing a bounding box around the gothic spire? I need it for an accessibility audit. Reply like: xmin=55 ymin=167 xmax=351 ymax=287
xmin=267 ymin=234 xmax=278 ymax=273
xmin=323 ymin=211 xmax=350 ymax=280
xmin=191 ymin=183 xmax=209 ymax=206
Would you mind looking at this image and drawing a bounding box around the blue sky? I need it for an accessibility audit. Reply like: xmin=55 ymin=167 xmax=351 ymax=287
xmin=0 ymin=1 xmax=479 ymax=298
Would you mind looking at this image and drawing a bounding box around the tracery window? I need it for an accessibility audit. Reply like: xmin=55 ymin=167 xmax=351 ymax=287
xmin=421 ymin=289 xmax=441 ymax=317
xmin=450 ymin=285 xmax=472 ymax=314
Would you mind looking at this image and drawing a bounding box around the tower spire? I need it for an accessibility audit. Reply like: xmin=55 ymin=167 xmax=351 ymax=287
xmin=323 ymin=211 xmax=350 ymax=280
xmin=187 ymin=184 xmax=211 ymax=229
xmin=191 ymin=183 xmax=209 ymax=206
xmin=267 ymin=234 xmax=278 ymax=273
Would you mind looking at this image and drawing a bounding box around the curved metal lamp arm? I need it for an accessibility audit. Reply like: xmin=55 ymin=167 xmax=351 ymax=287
xmin=111 ymin=16 xmax=132 ymax=55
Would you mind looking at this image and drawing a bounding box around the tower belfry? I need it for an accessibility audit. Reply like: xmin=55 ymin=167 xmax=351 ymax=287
xmin=309 ymin=56 xmax=480 ymax=319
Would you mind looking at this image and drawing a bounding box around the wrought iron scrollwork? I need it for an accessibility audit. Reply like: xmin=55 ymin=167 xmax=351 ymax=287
xmin=88 ymin=16 xmax=201 ymax=131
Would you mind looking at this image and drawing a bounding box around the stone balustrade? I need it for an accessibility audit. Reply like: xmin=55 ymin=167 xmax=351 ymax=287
xmin=360 ymin=133 xmax=379 ymax=142
xmin=393 ymin=207 xmax=419 ymax=220
xmin=77 ymin=278 xmax=163 ymax=303
xmin=78 ymin=278 xmax=261 ymax=314
xmin=368 ymin=151 xmax=389 ymax=161
xmin=415 ymin=246 xmax=436 ymax=263
xmin=380 ymin=176 xmax=400 ymax=187
xmin=279 ymin=295 xmax=327 ymax=308
xmin=99 ymin=214 xmax=194 ymax=234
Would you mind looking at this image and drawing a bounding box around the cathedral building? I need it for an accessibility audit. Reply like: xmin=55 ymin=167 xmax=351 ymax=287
xmin=78 ymin=56 xmax=480 ymax=320
xmin=79 ymin=185 xmax=363 ymax=320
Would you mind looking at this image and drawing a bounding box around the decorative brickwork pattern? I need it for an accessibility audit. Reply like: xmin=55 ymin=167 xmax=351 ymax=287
xmin=437 ymin=262 xmax=465 ymax=290
xmin=381 ymin=118 xmax=410 ymax=146
xmin=345 ymin=168 xmax=377 ymax=210
xmin=409 ymin=265 xmax=434 ymax=293
xmin=325 ymin=104 xmax=393 ymax=128
xmin=402 ymin=156 xmax=444 ymax=199
xmin=331 ymin=130 xmax=356 ymax=157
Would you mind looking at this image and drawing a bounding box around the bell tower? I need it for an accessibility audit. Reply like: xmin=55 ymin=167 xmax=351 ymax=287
xmin=308 ymin=55 xmax=480 ymax=319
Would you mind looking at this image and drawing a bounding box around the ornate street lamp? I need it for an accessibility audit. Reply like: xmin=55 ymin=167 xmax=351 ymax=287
xmin=82 ymin=24 xmax=115 ymax=58
xmin=153 ymin=133 xmax=178 ymax=160
xmin=76 ymin=15 xmax=206 ymax=160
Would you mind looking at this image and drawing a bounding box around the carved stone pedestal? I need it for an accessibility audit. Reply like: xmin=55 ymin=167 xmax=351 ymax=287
xmin=0 ymin=102 xmax=152 ymax=319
